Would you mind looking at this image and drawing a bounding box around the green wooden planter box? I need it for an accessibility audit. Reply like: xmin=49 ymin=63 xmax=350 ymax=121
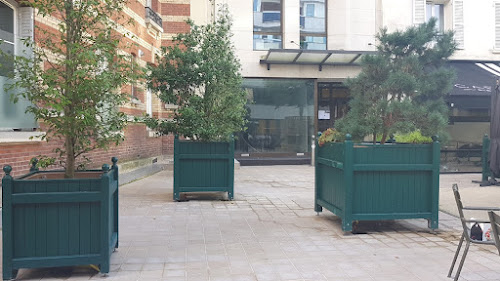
xmin=315 ymin=135 xmax=440 ymax=232
xmin=174 ymin=135 xmax=234 ymax=201
xmin=2 ymin=158 xmax=119 ymax=280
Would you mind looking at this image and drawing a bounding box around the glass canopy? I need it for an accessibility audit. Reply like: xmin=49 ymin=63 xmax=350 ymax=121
xmin=260 ymin=49 xmax=374 ymax=70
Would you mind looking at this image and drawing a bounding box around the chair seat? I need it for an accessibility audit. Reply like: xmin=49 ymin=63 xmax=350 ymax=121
xmin=448 ymin=184 xmax=500 ymax=281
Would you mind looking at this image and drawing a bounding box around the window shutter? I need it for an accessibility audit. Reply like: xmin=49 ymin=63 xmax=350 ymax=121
xmin=496 ymin=2 xmax=500 ymax=50
xmin=17 ymin=7 xmax=33 ymax=39
xmin=413 ymin=0 xmax=425 ymax=24
xmin=453 ymin=0 xmax=464 ymax=49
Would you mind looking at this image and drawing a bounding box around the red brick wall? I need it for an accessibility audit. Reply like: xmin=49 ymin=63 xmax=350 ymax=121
xmin=1 ymin=0 xmax=189 ymax=180
xmin=0 ymin=124 xmax=174 ymax=179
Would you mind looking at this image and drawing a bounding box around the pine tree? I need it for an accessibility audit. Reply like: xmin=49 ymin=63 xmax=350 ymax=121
xmin=336 ymin=18 xmax=457 ymax=144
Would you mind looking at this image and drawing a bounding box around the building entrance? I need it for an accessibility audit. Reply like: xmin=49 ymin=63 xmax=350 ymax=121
xmin=317 ymin=82 xmax=349 ymax=133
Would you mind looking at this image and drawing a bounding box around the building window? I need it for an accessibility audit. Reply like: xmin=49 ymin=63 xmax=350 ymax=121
xmin=300 ymin=0 xmax=326 ymax=50
xmin=495 ymin=1 xmax=500 ymax=50
xmin=253 ymin=0 xmax=282 ymax=50
xmin=236 ymin=79 xmax=314 ymax=155
xmin=426 ymin=2 xmax=444 ymax=32
xmin=0 ymin=0 xmax=36 ymax=130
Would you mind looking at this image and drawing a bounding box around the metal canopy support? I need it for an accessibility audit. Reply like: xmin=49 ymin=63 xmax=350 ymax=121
xmin=319 ymin=53 xmax=333 ymax=71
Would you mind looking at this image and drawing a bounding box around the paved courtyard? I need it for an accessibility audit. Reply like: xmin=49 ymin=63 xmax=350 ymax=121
xmin=3 ymin=166 xmax=500 ymax=280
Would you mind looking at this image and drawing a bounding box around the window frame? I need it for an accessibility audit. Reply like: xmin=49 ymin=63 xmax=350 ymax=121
xmin=253 ymin=0 xmax=283 ymax=50
xmin=299 ymin=0 xmax=327 ymax=50
xmin=426 ymin=1 xmax=445 ymax=32
xmin=0 ymin=0 xmax=38 ymax=131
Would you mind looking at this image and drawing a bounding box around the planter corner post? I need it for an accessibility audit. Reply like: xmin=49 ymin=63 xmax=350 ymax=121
xmin=430 ymin=135 xmax=440 ymax=229
xmin=173 ymin=135 xmax=180 ymax=201
xmin=100 ymin=164 xmax=111 ymax=274
xmin=2 ymin=165 xmax=16 ymax=280
xmin=228 ymin=135 xmax=235 ymax=200
xmin=343 ymin=134 xmax=354 ymax=232
xmin=314 ymin=132 xmax=322 ymax=213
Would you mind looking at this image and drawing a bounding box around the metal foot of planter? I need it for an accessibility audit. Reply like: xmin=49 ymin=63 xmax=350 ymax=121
xmin=173 ymin=135 xmax=235 ymax=201
xmin=315 ymin=135 xmax=440 ymax=233
xmin=2 ymin=158 xmax=120 ymax=280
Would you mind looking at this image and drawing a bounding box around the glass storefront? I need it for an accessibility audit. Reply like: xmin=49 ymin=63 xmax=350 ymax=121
xmin=236 ymin=79 xmax=314 ymax=155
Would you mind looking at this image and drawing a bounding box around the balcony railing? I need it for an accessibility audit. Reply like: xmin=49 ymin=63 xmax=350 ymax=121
xmin=145 ymin=7 xmax=162 ymax=30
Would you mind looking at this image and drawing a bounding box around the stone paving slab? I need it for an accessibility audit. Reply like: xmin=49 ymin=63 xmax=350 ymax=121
xmin=2 ymin=166 xmax=500 ymax=281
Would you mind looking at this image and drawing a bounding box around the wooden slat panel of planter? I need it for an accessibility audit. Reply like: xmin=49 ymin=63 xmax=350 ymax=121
xmin=174 ymin=135 xmax=234 ymax=201
xmin=315 ymin=136 xmax=440 ymax=232
xmin=2 ymin=160 xmax=119 ymax=280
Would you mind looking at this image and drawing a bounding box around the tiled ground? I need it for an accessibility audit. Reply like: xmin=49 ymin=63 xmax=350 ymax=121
xmin=3 ymin=166 xmax=500 ymax=280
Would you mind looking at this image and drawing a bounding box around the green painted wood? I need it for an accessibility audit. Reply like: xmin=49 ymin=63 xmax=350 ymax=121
xmin=12 ymin=192 xmax=101 ymax=204
xmin=315 ymin=137 xmax=440 ymax=232
xmin=173 ymin=135 xmax=235 ymax=201
xmin=2 ymin=159 xmax=119 ymax=280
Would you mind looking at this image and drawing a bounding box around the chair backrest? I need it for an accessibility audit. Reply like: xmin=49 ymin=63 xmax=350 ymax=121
xmin=488 ymin=211 xmax=500 ymax=255
xmin=452 ymin=184 xmax=472 ymax=241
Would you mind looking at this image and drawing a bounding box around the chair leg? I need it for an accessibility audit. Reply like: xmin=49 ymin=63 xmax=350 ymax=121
xmin=454 ymin=240 xmax=471 ymax=281
xmin=448 ymin=233 xmax=465 ymax=278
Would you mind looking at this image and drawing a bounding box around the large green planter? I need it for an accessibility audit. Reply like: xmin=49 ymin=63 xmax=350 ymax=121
xmin=315 ymin=135 xmax=440 ymax=232
xmin=173 ymin=135 xmax=235 ymax=201
xmin=2 ymin=158 xmax=119 ymax=280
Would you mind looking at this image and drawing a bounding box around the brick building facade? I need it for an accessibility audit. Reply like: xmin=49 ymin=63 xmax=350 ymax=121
xmin=0 ymin=0 xmax=190 ymax=177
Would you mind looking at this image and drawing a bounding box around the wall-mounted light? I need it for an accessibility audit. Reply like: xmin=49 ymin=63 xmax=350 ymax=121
xmin=138 ymin=49 xmax=144 ymax=57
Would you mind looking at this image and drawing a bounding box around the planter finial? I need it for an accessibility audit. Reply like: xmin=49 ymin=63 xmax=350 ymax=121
xmin=432 ymin=135 xmax=439 ymax=142
xmin=345 ymin=134 xmax=352 ymax=141
xmin=3 ymin=165 xmax=12 ymax=176
xmin=30 ymin=158 xmax=39 ymax=172
xmin=111 ymin=157 xmax=118 ymax=165
xmin=102 ymin=164 xmax=110 ymax=172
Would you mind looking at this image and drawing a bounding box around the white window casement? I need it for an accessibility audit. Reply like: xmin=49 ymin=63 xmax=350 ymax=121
xmin=453 ymin=0 xmax=464 ymax=49
xmin=426 ymin=2 xmax=444 ymax=32
xmin=414 ymin=0 xmax=447 ymax=33
xmin=146 ymin=88 xmax=152 ymax=117
xmin=0 ymin=0 xmax=37 ymax=131
xmin=495 ymin=1 xmax=500 ymax=50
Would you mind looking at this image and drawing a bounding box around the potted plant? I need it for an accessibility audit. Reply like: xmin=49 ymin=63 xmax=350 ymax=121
xmin=315 ymin=19 xmax=457 ymax=232
xmin=146 ymin=5 xmax=247 ymax=201
xmin=1 ymin=0 xmax=137 ymax=278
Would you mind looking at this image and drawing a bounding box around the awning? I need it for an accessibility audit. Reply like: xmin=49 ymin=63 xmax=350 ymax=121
xmin=259 ymin=49 xmax=375 ymax=71
xmin=448 ymin=61 xmax=500 ymax=96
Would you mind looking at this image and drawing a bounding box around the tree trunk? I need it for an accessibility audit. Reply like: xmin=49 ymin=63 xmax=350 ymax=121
xmin=65 ymin=136 xmax=75 ymax=178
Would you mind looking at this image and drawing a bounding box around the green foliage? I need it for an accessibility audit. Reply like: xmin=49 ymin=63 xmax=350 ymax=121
xmin=30 ymin=156 xmax=56 ymax=169
xmin=2 ymin=0 xmax=138 ymax=178
xmin=394 ymin=131 xmax=433 ymax=144
xmin=317 ymin=128 xmax=344 ymax=147
xmin=335 ymin=18 xmax=457 ymax=144
xmin=146 ymin=5 xmax=247 ymax=142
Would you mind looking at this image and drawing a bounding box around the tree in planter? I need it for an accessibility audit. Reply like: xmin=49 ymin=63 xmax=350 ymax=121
xmin=335 ymin=18 xmax=457 ymax=144
xmin=146 ymin=5 xmax=247 ymax=141
xmin=4 ymin=0 xmax=138 ymax=178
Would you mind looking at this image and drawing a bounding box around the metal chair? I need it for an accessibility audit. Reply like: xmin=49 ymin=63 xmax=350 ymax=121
xmin=448 ymin=184 xmax=500 ymax=280
xmin=488 ymin=211 xmax=500 ymax=255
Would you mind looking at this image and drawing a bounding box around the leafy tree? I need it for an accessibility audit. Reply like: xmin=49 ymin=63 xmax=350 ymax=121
xmin=146 ymin=5 xmax=247 ymax=141
xmin=335 ymin=18 xmax=457 ymax=144
xmin=3 ymin=0 xmax=138 ymax=178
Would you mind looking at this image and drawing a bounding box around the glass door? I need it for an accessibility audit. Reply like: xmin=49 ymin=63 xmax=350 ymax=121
xmin=317 ymin=82 xmax=349 ymax=133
